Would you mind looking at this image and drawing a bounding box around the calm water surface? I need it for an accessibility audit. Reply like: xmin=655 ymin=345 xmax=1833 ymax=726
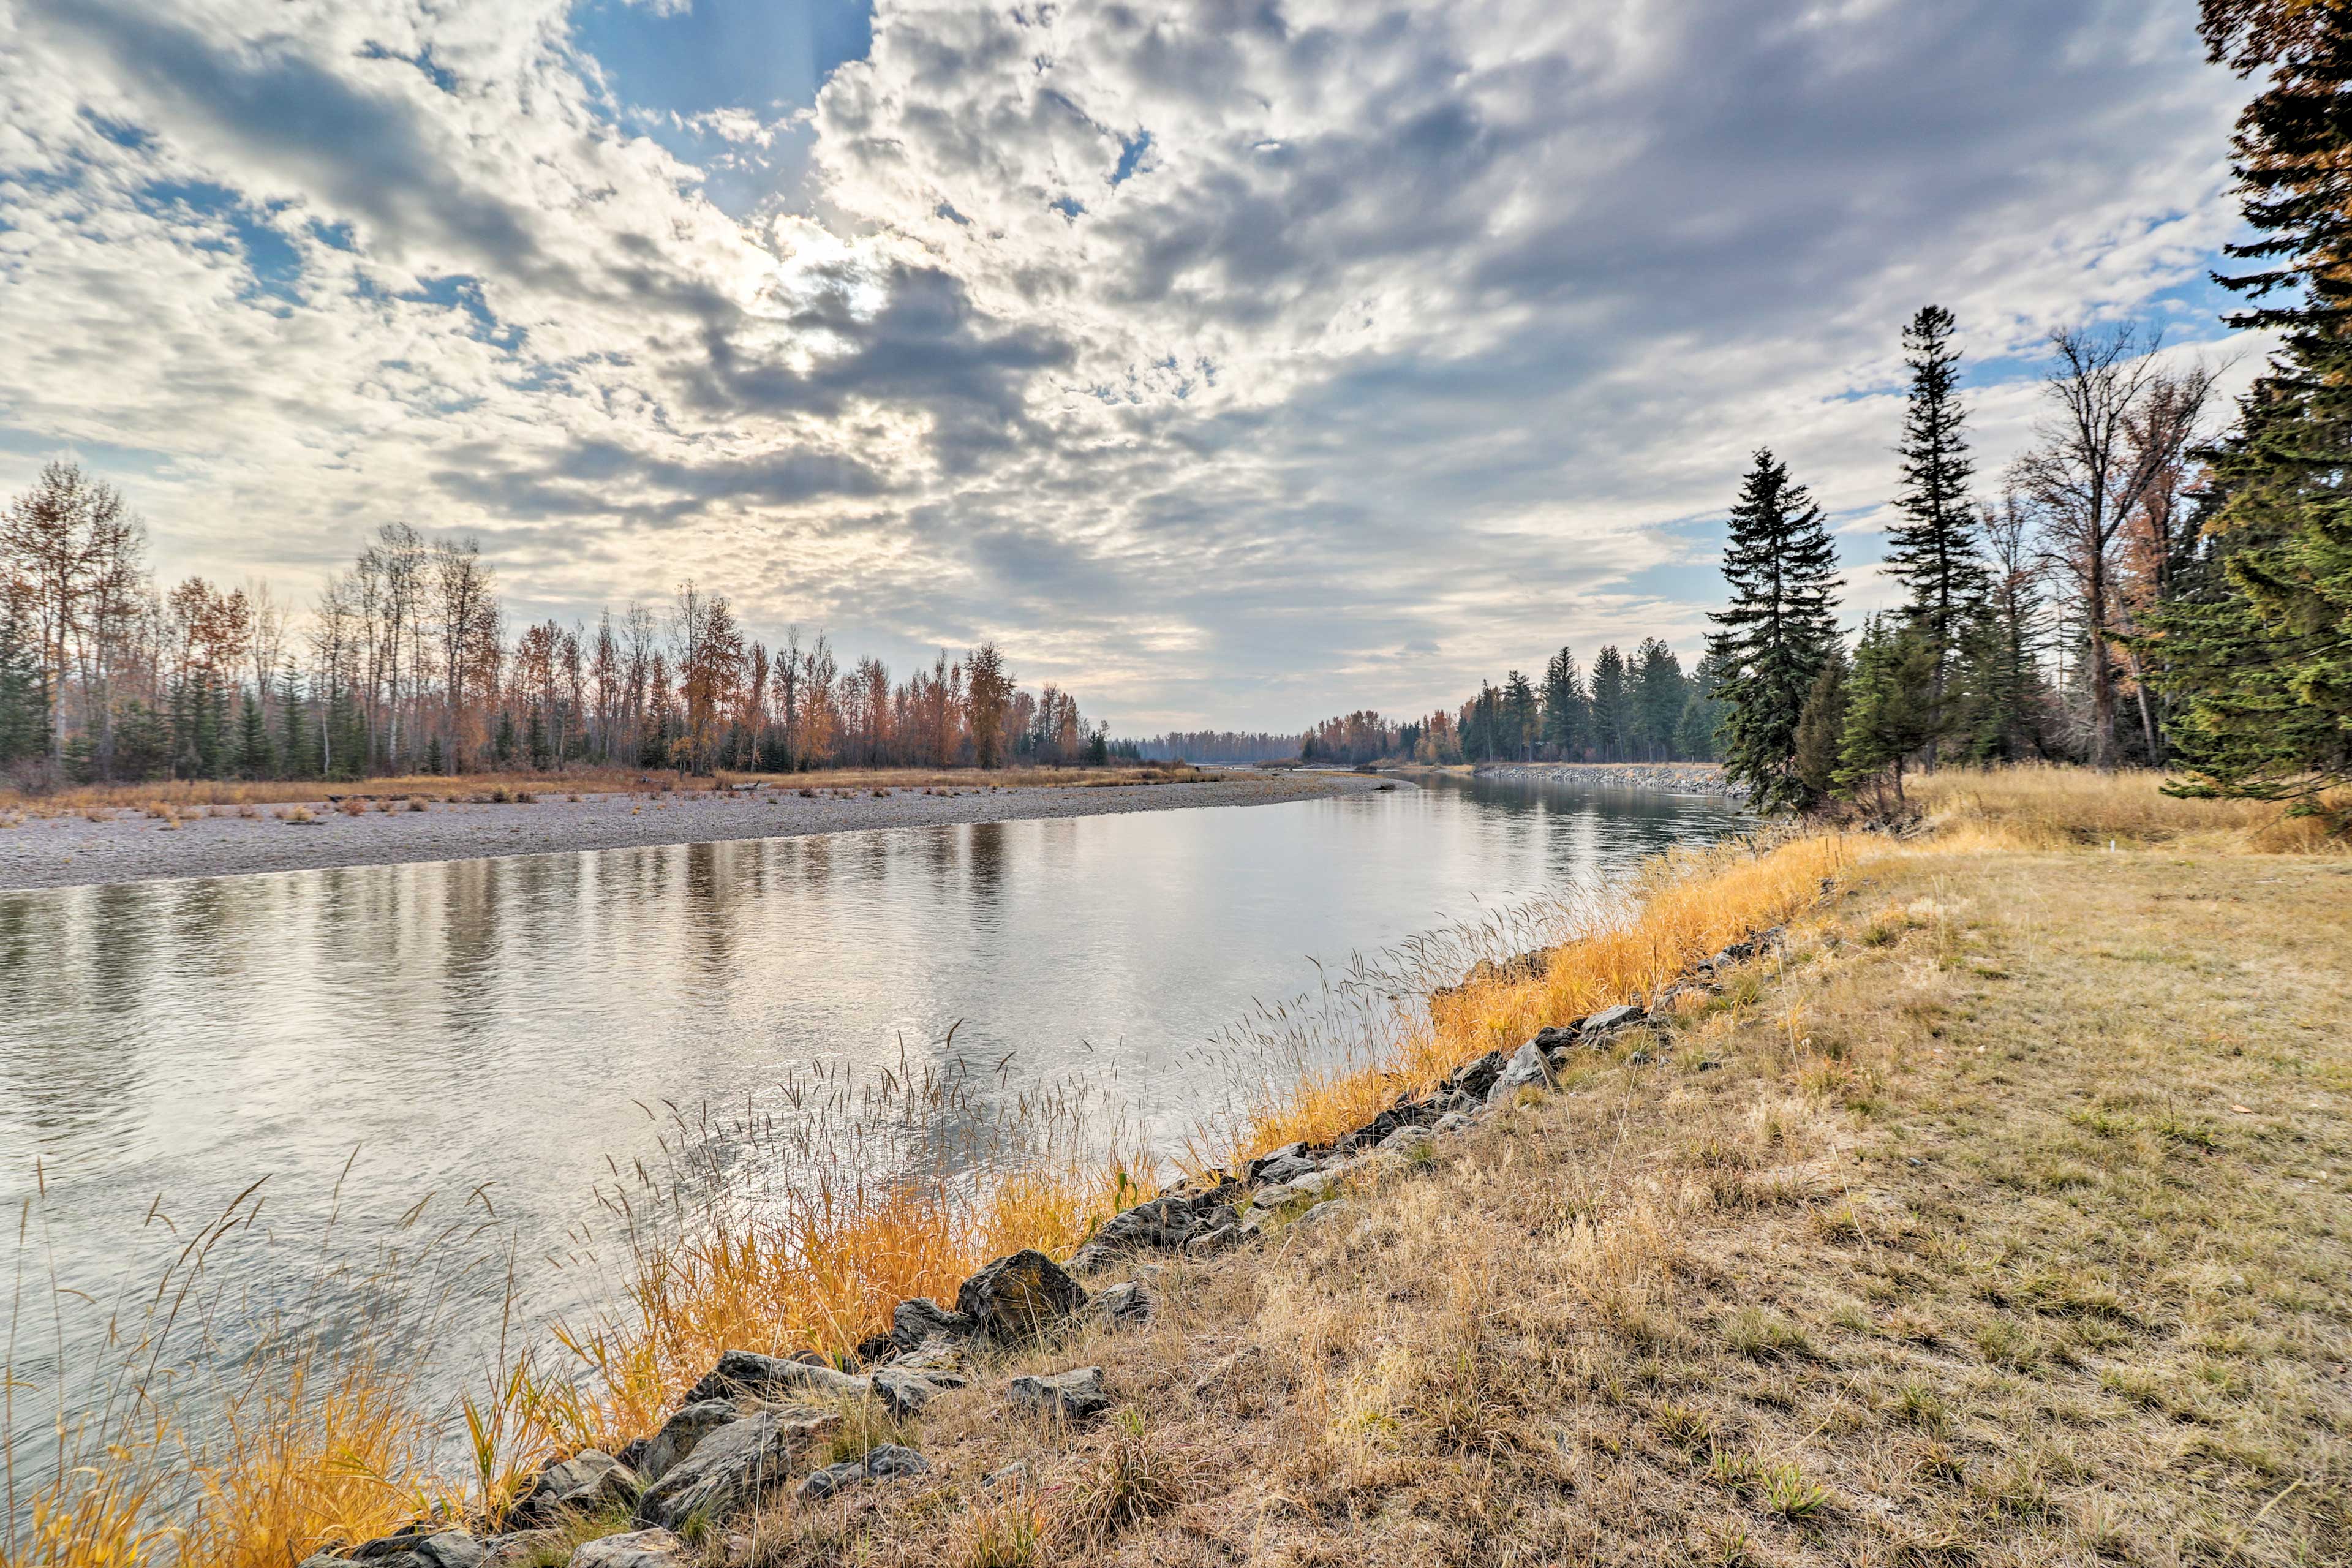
xmin=0 ymin=773 xmax=1740 ymax=1456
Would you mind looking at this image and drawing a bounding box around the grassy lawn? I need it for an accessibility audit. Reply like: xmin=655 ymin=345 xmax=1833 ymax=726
xmin=753 ymin=844 xmax=2350 ymax=1566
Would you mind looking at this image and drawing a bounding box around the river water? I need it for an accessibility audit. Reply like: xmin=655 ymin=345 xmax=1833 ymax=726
xmin=0 ymin=772 xmax=1740 ymax=1473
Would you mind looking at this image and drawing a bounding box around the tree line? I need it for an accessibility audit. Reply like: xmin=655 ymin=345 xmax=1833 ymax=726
xmin=1707 ymin=303 xmax=2217 ymax=812
xmin=0 ymin=484 xmax=1113 ymax=784
xmin=1294 ymin=641 xmax=1726 ymax=769
xmin=1709 ymin=2 xmax=2352 ymax=821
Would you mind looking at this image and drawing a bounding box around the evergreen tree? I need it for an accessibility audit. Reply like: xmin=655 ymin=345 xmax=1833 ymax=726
xmin=1886 ymin=304 xmax=1989 ymax=753
xmin=1707 ymin=449 xmax=1842 ymax=812
xmin=0 ymin=598 xmax=50 ymax=769
xmin=424 ymin=733 xmax=445 ymax=776
xmin=1589 ymin=646 xmax=1629 ymax=761
xmin=279 ymin=666 xmax=311 ymax=779
xmin=236 ymin=684 xmax=271 ymax=778
xmin=1502 ymin=669 xmax=1539 ymax=760
xmin=1838 ymin=616 xmax=1942 ymax=807
xmin=1790 ymin=644 xmax=1850 ymax=806
xmin=527 ymin=704 xmax=551 ymax=771
xmin=494 ymin=709 xmax=518 ymax=767
xmin=2143 ymin=7 xmax=2352 ymax=816
xmin=1540 ymin=646 xmax=1587 ymax=759
xmin=1631 ymin=638 xmax=1689 ymax=759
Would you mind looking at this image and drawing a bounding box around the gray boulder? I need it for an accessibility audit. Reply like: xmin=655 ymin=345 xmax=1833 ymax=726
xmin=634 ymin=1408 xmax=840 ymax=1531
xmin=1444 ymin=1050 xmax=1508 ymax=1099
xmin=1377 ymin=1125 xmax=1436 ymax=1158
xmin=1245 ymin=1143 xmax=1306 ymax=1182
xmin=1581 ymin=1003 xmax=1645 ymax=1033
xmin=1433 ymin=1112 xmax=1476 ymax=1134
xmin=631 ymin=1401 xmax=737 ymax=1488
xmin=514 ymin=1450 xmax=637 ymax=1526
xmin=1253 ymin=1151 xmax=1321 ymax=1186
xmin=1006 ymin=1366 xmax=1111 ymax=1422
xmin=797 ymin=1444 xmax=930 ymax=1502
xmin=569 ymin=1529 xmax=685 ymax=1568
xmin=339 ymin=1529 xmax=484 ymax=1568
xmin=1088 ymin=1280 xmax=1152 ymax=1327
xmin=955 ymin=1250 xmax=1088 ymax=1343
xmin=1484 ymin=1040 xmax=1555 ymax=1106
xmin=890 ymin=1297 xmax=973 ymax=1351
xmin=480 ymin=1532 xmax=557 ymax=1568
xmin=679 ymin=1349 xmax=869 ymax=1408
xmin=1183 ymin=1223 xmax=1238 ymax=1256
xmin=869 ymin=1365 xmax=947 ymax=1417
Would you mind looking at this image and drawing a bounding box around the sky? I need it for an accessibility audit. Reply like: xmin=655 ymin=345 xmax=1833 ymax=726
xmin=0 ymin=0 xmax=2261 ymax=732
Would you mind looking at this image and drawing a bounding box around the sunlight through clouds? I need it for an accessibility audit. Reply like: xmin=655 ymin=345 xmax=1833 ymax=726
xmin=0 ymin=0 xmax=2252 ymax=728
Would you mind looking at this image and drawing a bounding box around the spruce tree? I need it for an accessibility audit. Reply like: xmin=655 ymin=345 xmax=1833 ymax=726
xmin=1503 ymin=670 xmax=1538 ymax=760
xmin=236 ymin=684 xmax=271 ymax=778
xmin=1541 ymin=646 xmax=1587 ymax=759
xmin=1632 ymin=639 xmax=1688 ymax=760
xmin=1886 ymin=305 xmax=1989 ymax=751
xmin=0 ymin=600 xmax=50 ymax=769
xmin=1589 ymin=646 xmax=1628 ymax=761
xmin=2143 ymin=7 xmax=2352 ymax=815
xmin=1790 ymin=644 xmax=1850 ymax=806
xmin=278 ymin=666 xmax=309 ymax=778
xmin=1838 ymin=616 xmax=1942 ymax=808
xmin=1707 ymin=449 xmax=1842 ymax=811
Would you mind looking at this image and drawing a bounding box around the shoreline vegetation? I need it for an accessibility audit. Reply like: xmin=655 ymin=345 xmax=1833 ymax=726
xmin=10 ymin=765 xmax=2342 ymax=1568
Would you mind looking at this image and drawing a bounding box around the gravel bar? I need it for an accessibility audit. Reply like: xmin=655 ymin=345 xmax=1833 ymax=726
xmin=0 ymin=774 xmax=1393 ymax=892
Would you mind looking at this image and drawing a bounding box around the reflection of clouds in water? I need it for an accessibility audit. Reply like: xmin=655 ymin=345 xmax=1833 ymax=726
xmin=0 ymin=777 xmax=1740 ymax=1501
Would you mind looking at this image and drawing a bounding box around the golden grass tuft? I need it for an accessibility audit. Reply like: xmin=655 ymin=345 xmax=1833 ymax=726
xmin=530 ymin=1161 xmax=1132 ymax=1457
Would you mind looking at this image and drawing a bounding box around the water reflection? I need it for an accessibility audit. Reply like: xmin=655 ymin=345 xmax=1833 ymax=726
xmin=0 ymin=774 xmax=1739 ymax=1439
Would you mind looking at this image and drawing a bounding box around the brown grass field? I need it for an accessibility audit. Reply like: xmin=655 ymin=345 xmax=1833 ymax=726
xmin=6 ymin=766 xmax=2346 ymax=1567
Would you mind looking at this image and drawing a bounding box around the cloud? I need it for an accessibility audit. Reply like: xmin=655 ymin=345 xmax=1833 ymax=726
xmin=0 ymin=0 xmax=2256 ymax=728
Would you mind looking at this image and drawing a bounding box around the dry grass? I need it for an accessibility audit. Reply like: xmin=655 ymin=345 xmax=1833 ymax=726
xmin=533 ymin=1162 xmax=1133 ymax=1455
xmin=0 ymin=766 xmax=1219 ymax=818
xmin=1911 ymin=763 xmax=2349 ymax=853
xmin=712 ymin=843 xmax=2350 ymax=1566
xmin=1220 ymin=833 xmax=1855 ymax=1163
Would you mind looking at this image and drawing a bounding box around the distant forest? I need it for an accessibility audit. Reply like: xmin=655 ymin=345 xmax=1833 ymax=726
xmin=0 ymin=489 xmax=1119 ymax=784
xmin=1294 ymin=640 xmax=1721 ymax=768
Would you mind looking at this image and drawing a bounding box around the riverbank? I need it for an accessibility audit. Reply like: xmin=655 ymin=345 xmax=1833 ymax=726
xmin=0 ymin=771 xmax=1390 ymax=891
xmin=1475 ymin=760 xmax=1736 ymax=796
xmin=17 ymin=772 xmax=2346 ymax=1568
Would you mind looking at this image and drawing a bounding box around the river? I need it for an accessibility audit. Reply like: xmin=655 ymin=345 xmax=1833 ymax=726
xmin=0 ymin=771 xmax=1741 ymax=1482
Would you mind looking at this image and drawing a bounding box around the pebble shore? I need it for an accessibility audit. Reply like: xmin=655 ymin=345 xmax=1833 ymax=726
xmin=0 ymin=773 xmax=1391 ymax=892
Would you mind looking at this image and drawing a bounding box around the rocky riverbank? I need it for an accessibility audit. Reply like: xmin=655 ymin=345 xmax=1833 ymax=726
xmin=1477 ymin=761 xmax=1740 ymax=797
xmin=277 ymin=839 xmax=2352 ymax=1568
xmin=0 ymin=771 xmax=1392 ymax=891
xmin=299 ymin=924 xmax=1785 ymax=1568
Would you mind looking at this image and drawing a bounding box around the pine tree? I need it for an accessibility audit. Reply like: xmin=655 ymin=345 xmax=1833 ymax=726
xmin=1502 ymin=670 xmax=1539 ymax=760
xmin=1631 ymin=639 xmax=1688 ymax=760
xmin=279 ymin=666 xmax=311 ymax=778
xmin=1707 ymin=449 xmax=1842 ymax=811
xmin=1589 ymin=646 xmax=1628 ymax=761
xmin=1886 ymin=305 xmax=1989 ymax=754
xmin=1838 ymin=616 xmax=1942 ymax=809
xmin=1790 ymin=644 xmax=1850 ymax=806
xmin=1540 ymin=646 xmax=1587 ymax=759
xmin=236 ymin=684 xmax=271 ymax=778
xmin=0 ymin=597 xmax=50 ymax=769
xmin=2143 ymin=7 xmax=2352 ymax=816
